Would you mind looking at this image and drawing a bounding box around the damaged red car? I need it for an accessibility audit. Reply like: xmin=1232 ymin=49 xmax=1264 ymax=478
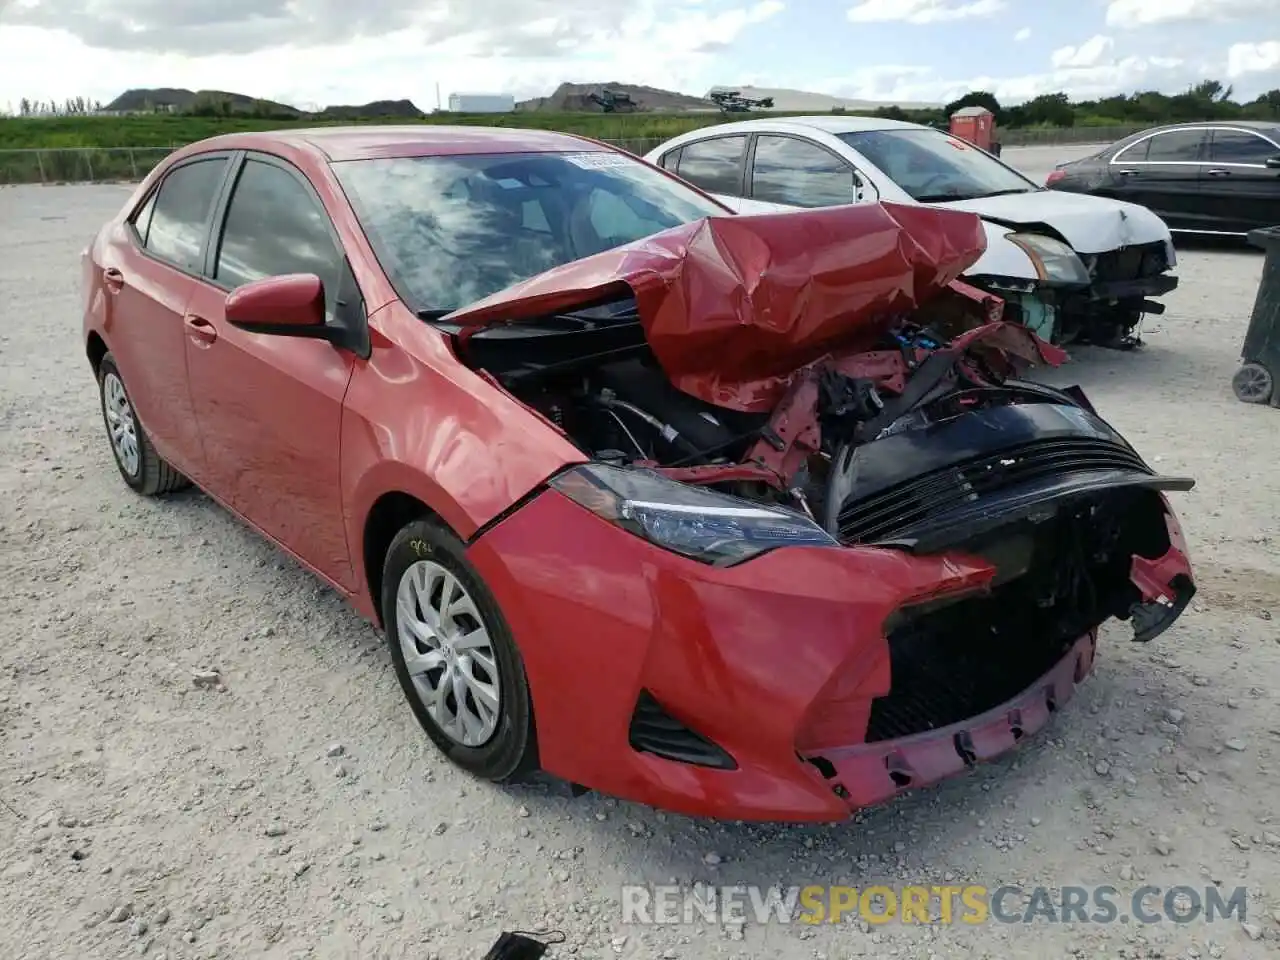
xmin=81 ymin=127 xmax=1197 ymax=821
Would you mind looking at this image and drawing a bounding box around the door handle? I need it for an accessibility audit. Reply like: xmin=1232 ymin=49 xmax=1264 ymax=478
xmin=1116 ymin=169 xmax=1139 ymax=177
xmin=1206 ymin=168 xmax=1231 ymax=176
xmin=184 ymin=314 xmax=218 ymax=346
xmin=102 ymin=267 xmax=124 ymax=292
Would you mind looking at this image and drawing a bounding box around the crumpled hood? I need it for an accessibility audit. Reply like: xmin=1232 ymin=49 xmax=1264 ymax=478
xmin=933 ymin=190 xmax=1170 ymax=253
xmin=444 ymin=200 xmax=988 ymax=410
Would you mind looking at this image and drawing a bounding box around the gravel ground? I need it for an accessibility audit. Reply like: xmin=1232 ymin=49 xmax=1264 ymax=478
xmin=2 ymin=150 xmax=1279 ymax=960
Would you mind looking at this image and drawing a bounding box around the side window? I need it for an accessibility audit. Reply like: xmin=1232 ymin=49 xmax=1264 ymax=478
xmin=584 ymin=188 xmax=667 ymax=240
xmin=1113 ymin=138 xmax=1149 ymax=163
xmin=214 ymin=159 xmax=344 ymax=316
xmin=521 ymin=199 xmax=552 ymax=234
xmin=1144 ymin=130 xmax=1204 ymax=163
xmin=750 ymin=136 xmax=856 ymax=208
xmin=674 ymin=136 xmax=747 ymax=195
xmin=658 ymin=149 xmax=681 ymax=172
xmin=131 ymin=190 xmax=158 ymax=244
xmin=1210 ymin=130 xmax=1277 ymax=165
xmin=144 ymin=158 xmax=228 ymax=270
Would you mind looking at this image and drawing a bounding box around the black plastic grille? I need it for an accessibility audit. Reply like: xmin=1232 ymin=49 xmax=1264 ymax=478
xmin=628 ymin=691 xmax=737 ymax=769
xmin=836 ymin=437 xmax=1150 ymax=544
xmin=865 ymin=615 xmax=1074 ymax=742
xmin=1090 ymin=241 xmax=1169 ymax=283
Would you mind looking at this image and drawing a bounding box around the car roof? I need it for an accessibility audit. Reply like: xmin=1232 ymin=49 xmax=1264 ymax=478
xmin=177 ymin=125 xmax=611 ymax=162
xmin=670 ymin=114 xmax=928 ymax=140
xmin=1127 ymin=120 xmax=1280 ymax=137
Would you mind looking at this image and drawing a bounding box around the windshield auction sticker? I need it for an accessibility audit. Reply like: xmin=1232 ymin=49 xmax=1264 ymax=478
xmin=562 ymin=152 xmax=632 ymax=169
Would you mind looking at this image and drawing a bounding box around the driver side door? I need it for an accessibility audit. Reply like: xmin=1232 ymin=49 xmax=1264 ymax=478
xmin=183 ymin=153 xmax=363 ymax=590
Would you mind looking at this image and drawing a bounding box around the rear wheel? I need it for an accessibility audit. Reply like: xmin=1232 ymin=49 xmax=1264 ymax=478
xmin=381 ymin=518 xmax=536 ymax=781
xmin=97 ymin=353 xmax=190 ymax=496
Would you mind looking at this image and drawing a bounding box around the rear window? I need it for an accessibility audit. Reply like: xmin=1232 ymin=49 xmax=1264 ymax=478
xmin=673 ymin=136 xmax=747 ymax=196
xmin=333 ymin=151 xmax=726 ymax=313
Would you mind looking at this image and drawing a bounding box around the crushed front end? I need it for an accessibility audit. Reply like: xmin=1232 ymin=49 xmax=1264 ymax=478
xmin=453 ymin=202 xmax=1195 ymax=819
xmin=981 ymin=237 xmax=1178 ymax=349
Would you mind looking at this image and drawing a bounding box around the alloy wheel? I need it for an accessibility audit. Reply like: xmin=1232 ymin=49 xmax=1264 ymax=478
xmin=102 ymin=372 xmax=141 ymax=477
xmin=395 ymin=560 xmax=502 ymax=747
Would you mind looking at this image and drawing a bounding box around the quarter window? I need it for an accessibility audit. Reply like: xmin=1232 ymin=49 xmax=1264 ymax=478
xmin=675 ymin=136 xmax=747 ymax=195
xmin=1144 ymin=130 xmax=1204 ymax=163
xmin=750 ymin=136 xmax=855 ymax=208
xmin=215 ymin=159 xmax=343 ymax=314
xmin=1209 ymin=130 xmax=1277 ymax=164
xmin=145 ymin=158 xmax=228 ymax=270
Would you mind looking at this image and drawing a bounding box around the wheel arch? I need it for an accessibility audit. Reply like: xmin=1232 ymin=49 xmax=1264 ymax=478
xmin=86 ymin=331 xmax=109 ymax=376
xmin=362 ymin=490 xmax=450 ymax=628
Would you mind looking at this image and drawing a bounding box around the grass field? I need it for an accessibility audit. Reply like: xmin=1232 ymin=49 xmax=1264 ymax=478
xmin=0 ymin=112 xmax=749 ymax=150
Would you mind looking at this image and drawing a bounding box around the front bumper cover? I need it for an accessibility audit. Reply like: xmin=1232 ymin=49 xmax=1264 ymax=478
xmin=466 ymin=486 xmax=1195 ymax=821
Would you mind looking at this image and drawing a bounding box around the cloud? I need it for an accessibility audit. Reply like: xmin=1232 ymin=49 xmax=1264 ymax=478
xmin=1106 ymin=0 xmax=1274 ymax=29
xmin=1014 ymin=27 xmax=1031 ymax=42
xmin=1051 ymin=35 xmax=1114 ymax=69
xmin=1227 ymin=40 xmax=1280 ymax=78
xmin=820 ymin=52 xmax=1208 ymax=107
xmin=2 ymin=0 xmax=783 ymax=57
xmin=0 ymin=3 xmax=786 ymax=109
xmin=847 ymin=0 xmax=1004 ymax=25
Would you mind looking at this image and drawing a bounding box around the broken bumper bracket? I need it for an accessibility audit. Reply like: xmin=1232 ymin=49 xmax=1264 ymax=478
xmin=1127 ymin=550 xmax=1196 ymax=643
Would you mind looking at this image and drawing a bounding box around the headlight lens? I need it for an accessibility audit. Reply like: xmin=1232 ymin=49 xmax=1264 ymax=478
xmin=1006 ymin=232 xmax=1090 ymax=285
xmin=550 ymin=463 xmax=839 ymax=565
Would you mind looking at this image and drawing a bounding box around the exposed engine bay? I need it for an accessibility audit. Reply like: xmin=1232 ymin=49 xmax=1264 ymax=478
xmin=459 ymin=285 xmax=1195 ymax=659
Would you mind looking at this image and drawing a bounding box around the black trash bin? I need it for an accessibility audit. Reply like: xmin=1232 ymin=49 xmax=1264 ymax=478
xmin=1233 ymin=225 xmax=1280 ymax=406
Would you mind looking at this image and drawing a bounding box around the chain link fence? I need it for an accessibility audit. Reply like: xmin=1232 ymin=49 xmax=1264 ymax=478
xmin=0 ymin=125 xmax=1139 ymax=186
xmin=0 ymin=146 xmax=176 ymax=185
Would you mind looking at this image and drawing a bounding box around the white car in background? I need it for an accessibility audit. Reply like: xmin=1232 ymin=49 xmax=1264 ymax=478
xmin=644 ymin=116 xmax=1180 ymax=348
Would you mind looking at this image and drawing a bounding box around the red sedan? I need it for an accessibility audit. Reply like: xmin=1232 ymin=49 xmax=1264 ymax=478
xmin=82 ymin=126 xmax=1196 ymax=821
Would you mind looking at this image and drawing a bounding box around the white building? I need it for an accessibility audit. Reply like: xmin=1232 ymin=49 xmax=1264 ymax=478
xmin=447 ymin=93 xmax=516 ymax=113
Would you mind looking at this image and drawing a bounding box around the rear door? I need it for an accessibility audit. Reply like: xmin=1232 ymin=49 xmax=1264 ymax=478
xmin=660 ymin=135 xmax=749 ymax=211
xmin=101 ymin=153 xmax=234 ymax=477
xmin=745 ymin=134 xmax=867 ymax=211
xmin=1204 ymin=128 xmax=1280 ymax=233
xmin=183 ymin=153 xmax=362 ymax=588
xmin=1108 ymin=128 xmax=1208 ymax=229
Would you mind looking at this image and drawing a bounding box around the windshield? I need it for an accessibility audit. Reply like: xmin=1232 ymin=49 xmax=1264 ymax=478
xmin=333 ymin=151 xmax=728 ymax=314
xmin=838 ymin=129 xmax=1038 ymax=203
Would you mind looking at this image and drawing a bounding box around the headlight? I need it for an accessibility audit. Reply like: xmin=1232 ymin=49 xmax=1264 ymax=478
xmin=1005 ymin=232 xmax=1090 ymax=285
xmin=550 ymin=463 xmax=839 ymax=566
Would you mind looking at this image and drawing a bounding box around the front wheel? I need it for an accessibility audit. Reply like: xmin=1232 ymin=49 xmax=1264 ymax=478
xmin=381 ymin=518 xmax=537 ymax=782
xmin=97 ymin=353 xmax=190 ymax=496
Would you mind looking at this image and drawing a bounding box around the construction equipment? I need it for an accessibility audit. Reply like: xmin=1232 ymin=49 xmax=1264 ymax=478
xmin=588 ymin=90 xmax=637 ymax=113
xmin=710 ymin=90 xmax=775 ymax=114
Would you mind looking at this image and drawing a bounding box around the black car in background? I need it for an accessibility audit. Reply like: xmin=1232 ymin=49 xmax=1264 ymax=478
xmin=1045 ymin=121 xmax=1280 ymax=236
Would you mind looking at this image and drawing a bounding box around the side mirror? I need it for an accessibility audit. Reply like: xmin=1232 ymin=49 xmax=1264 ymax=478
xmin=1267 ymin=155 xmax=1280 ymax=170
xmin=225 ymin=273 xmax=329 ymax=337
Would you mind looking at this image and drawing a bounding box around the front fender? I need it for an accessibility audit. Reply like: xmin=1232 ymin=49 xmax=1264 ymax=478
xmin=339 ymin=309 xmax=584 ymax=613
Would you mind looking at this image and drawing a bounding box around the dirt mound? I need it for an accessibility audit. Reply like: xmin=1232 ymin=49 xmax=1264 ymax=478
xmin=517 ymin=82 xmax=715 ymax=113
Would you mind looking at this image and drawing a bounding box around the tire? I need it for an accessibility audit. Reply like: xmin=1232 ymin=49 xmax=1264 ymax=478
xmin=97 ymin=353 xmax=190 ymax=496
xmin=381 ymin=518 xmax=537 ymax=782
